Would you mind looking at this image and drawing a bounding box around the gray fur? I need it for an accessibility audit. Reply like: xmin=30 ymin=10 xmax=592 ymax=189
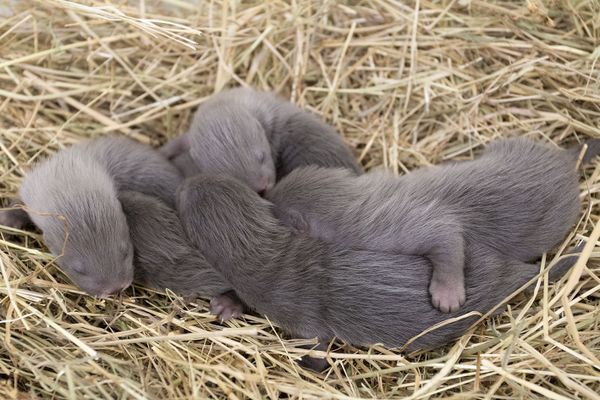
xmin=160 ymin=87 xmax=362 ymax=192
xmin=0 ymin=189 xmax=233 ymax=300
xmin=266 ymin=138 xmax=596 ymax=312
xmin=17 ymin=136 xmax=183 ymax=297
xmin=118 ymin=191 xmax=231 ymax=297
xmin=78 ymin=136 xmax=183 ymax=208
xmin=177 ymin=174 xmax=580 ymax=355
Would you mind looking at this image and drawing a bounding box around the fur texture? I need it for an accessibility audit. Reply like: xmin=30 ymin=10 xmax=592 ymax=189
xmin=78 ymin=136 xmax=183 ymax=207
xmin=16 ymin=136 xmax=182 ymax=296
xmin=266 ymin=138 xmax=595 ymax=312
xmin=177 ymin=174 xmax=579 ymax=356
xmin=0 ymin=190 xmax=232 ymax=300
xmin=160 ymin=87 xmax=362 ymax=192
xmin=119 ymin=191 xmax=231 ymax=297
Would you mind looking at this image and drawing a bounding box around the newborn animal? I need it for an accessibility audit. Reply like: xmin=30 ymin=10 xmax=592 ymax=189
xmin=160 ymin=87 xmax=362 ymax=193
xmin=119 ymin=191 xmax=233 ymax=300
xmin=177 ymin=174 xmax=581 ymax=359
xmin=6 ymin=136 xmax=183 ymax=297
xmin=0 ymin=188 xmax=237 ymax=309
xmin=266 ymin=138 xmax=600 ymax=313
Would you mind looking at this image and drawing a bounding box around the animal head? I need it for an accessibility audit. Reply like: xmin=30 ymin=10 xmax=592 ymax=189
xmin=188 ymin=108 xmax=276 ymax=194
xmin=20 ymin=159 xmax=134 ymax=297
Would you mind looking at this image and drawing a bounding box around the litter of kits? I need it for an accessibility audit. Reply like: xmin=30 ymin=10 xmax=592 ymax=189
xmin=1 ymin=87 xmax=598 ymax=372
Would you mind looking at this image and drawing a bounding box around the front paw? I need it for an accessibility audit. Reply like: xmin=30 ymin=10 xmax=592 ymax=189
xmin=429 ymin=278 xmax=466 ymax=313
xmin=209 ymin=290 xmax=244 ymax=322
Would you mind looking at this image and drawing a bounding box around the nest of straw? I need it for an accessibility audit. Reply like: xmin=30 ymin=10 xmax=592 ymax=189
xmin=0 ymin=0 xmax=599 ymax=398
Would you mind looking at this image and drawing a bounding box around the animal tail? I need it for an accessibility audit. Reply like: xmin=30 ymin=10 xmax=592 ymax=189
xmin=159 ymin=134 xmax=188 ymax=160
xmin=522 ymin=242 xmax=587 ymax=295
xmin=546 ymin=242 xmax=587 ymax=282
xmin=568 ymin=139 xmax=600 ymax=165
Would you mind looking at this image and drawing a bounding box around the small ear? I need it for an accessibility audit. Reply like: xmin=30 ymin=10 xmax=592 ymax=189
xmin=117 ymin=190 xmax=141 ymax=215
xmin=172 ymin=151 xmax=202 ymax=177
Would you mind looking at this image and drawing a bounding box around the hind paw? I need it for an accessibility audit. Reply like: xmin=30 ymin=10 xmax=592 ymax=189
xmin=209 ymin=290 xmax=244 ymax=322
xmin=429 ymin=279 xmax=466 ymax=313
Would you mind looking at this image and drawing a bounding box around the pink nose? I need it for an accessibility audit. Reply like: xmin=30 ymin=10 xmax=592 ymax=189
xmin=257 ymin=178 xmax=272 ymax=196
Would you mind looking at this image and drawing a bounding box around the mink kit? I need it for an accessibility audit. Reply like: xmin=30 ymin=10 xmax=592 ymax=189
xmin=0 ymin=136 xmax=230 ymax=299
xmin=0 ymin=88 xmax=365 ymax=305
xmin=266 ymin=138 xmax=599 ymax=312
xmin=160 ymin=87 xmax=363 ymax=192
xmin=0 ymin=87 xmax=596 ymax=373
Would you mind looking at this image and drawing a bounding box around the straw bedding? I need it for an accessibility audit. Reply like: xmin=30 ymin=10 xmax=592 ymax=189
xmin=0 ymin=0 xmax=598 ymax=398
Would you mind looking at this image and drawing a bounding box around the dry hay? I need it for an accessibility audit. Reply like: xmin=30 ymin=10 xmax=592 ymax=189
xmin=0 ymin=0 xmax=599 ymax=398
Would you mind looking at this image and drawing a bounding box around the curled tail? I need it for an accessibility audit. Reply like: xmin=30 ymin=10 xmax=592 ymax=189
xmin=569 ymin=139 xmax=600 ymax=165
xmin=545 ymin=242 xmax=587 ymax=282
xmin=521 ymin=242 xmax=586 ymax=295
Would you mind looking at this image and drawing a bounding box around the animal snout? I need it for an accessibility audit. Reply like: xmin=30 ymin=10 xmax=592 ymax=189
xmin=257 ymin=177 xmax=274 ymax=196
xmin=97 ymin=279 xmax=133 ymax=298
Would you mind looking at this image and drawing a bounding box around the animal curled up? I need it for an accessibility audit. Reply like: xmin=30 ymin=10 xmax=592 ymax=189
xmin=266 ymin=138 xmax=600 ymax=312
xmin=160 ymin=87 xmax=363 ymax=192
xmin=1 ymin=133 xmax=597 ymax=373
xmin=176 ymin=167 xmax=586 ymax=369
xmin=0 ymin=135 xmax=232 ymax=299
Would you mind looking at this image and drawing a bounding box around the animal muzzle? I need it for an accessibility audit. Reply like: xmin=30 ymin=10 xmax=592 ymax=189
xmin=96 ymin=278 xmax=134 ymax=298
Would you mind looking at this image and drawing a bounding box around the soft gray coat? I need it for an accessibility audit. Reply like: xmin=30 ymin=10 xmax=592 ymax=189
xmin=11 ymin=136 xmax=182 ymax=296
xmin=266 ymin=138 xmax=597 ymax=312
xmin=119 ymin=190 xmax=231 ymax=297
xmin=177 ymin=174 xmax=580 ymax=357
xmin=160 ymin=87 xmax=362 ymax=193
